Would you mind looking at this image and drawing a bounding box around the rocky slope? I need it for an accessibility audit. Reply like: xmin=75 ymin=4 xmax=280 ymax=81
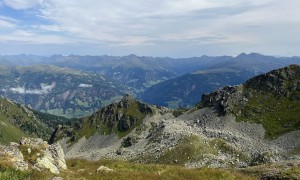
xmin=0 ymin=65 xmax=126 ymax=118
xmin=200 ymin=64 xmax=300 ymax=138
xmin=52 ymin=65 xmax=300 ymax=170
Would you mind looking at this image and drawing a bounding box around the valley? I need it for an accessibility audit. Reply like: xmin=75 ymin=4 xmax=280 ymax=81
xmin=0 ymin=65 xmax=126 ymax=118
xmin=0 ymin=53 xmax=299 ymax=114
xmin=0 ymin=55 xmax=299 ymax=179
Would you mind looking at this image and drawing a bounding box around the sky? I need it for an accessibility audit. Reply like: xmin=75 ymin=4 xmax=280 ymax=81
xmin=0 ymin=0 xmax=299 ymax=57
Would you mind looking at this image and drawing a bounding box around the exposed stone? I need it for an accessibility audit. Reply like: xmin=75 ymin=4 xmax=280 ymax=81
xmin=49 ymin=143 xmax=67 ymax=170
xmin=34 ymin=142 xmax=67 ymax=174
xmin=34 ymin=152 xmax=60 ymax=174
xmin=1 ymin=143 xmax=28 ymax=171
xmin=20 ymin=137 xmax=48 ymax=148
xmin=1 ymin=138 xmax=67 ymax=174
xmin=27 ymin=148 xmax=31 ymax=154
xmin=51 ymin=177 xmax=63 ymax=180
xmin=96 ymin=165 xmax=113 ymax=172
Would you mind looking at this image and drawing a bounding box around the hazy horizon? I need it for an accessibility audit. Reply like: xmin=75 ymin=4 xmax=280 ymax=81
xmin=0 ymin=52 xmax=298 ymax=59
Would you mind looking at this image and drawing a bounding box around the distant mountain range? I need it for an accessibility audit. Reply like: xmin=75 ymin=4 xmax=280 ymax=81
xmin=0 ymin=54 xmax=231 ymax=92
xmin=0 ymin=53 xmax=299 ymax=114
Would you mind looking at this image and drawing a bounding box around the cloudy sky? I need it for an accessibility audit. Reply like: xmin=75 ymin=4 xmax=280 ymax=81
xmin=0 ymin=0 xmax=299 ymax=57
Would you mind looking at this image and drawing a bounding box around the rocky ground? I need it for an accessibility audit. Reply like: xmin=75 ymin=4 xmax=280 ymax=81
xmin=59 ymin=105 xmax=300 ymax=168
xmin=52 ymin=65 xmax=300 ymax=176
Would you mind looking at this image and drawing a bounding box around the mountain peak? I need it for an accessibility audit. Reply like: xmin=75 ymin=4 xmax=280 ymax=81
xmin=235 ymin=52 xmax=248 ymax=58
xmin=244 ymin=64 xmax=300 ymax=96
xmin=235 ymin=52 xmax=265 ymax=59
xmin=120 ymin=94 xmax=136 ymax=102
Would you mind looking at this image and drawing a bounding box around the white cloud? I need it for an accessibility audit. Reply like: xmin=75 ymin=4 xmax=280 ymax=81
xmin=0 ymin=19 xmax=15 ymax=28
xmin=0 ymin=29 xmax=75 ymax=44
xmin=0 ymin=15 xmax=18 ymax=29
xmin=36 ymin=0 xmax=299 ymax=46
xmin=6 ymin=82 xmax=56 ymax=94
xmin=2 ymin=0 xmax=43 ymax=10
xmin=1 ymin=0 xmax=300 ymax=56
xmin=78 ymin=84 xmax=93 ymax=88
xmin=34 ymin=1 xmax=232 ymax=44
xmin=9 ymin=87 xmax=26 ymax=94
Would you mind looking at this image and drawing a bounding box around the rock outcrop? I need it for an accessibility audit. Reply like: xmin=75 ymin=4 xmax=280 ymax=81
xmin=200 ymin=64 xmax=300 ymax=115
xmin=244 ymin=64 xmax=300 ymax=97
xmin=1 ymin=142 xmax=28 ymax=171
xmin=52 ymin=94 xmax=158 ymax=146
xmin=0 ymin=138 xmax=67 ymax=174
xmin=200 ymin=85 xmax=244 ymax=115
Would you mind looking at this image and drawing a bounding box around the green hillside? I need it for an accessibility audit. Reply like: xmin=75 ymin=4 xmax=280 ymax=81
xmin=0 ymin=97 xmax=69 ymax=144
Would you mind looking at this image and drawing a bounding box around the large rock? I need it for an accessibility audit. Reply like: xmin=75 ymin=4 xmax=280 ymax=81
xmin=1 ymin=142 xmax=28 ymax=171
xmin=20 ymin=137 xmax=67 ymax=174
xmin=0 ymin=138 xmax=67 ymax=174
xmin=34 ymin=152 xmax=60 ymax=174
xmin=48 ymin=143 xmax=67 ymax=170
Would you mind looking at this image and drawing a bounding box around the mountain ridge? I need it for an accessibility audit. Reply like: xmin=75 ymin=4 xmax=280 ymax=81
xmin=200 ymin=64 xmax=300 ymax=138
xmin=139 ymin=54 xmax=300 ymax=108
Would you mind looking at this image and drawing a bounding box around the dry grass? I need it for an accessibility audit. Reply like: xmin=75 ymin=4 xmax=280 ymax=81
xmin=0 ymin=154 xmax=30 ymax=180
xmin=0 ymin=155 xmax=15 ymax=169
xmin=25 ymin=159 xmax=257 ymax=180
